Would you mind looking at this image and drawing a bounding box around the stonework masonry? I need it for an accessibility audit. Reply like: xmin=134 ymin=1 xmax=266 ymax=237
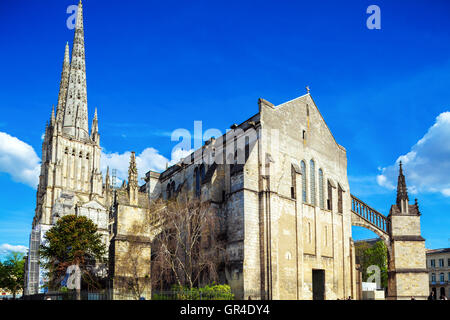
xmin=26 ymin=1 xmax=429 ymax=300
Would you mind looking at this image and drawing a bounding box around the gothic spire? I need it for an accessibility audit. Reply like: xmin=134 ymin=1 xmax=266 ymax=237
xmin=128 ymin=152 xmax=139 ymax=205
xmin=128 ymin=152 xmax=138 ymax=186
xmin=91 ymin=107 xmax=99 ymax=144
xmin=62 ymin=0 xmax=89 ymax=141
xmin=50 ymin=105 xmax=55 ymax=126
xmin=396 ymin=161 xmax=409 ymax=212
xmin=56 ymin=42 xmax=70 ymax=123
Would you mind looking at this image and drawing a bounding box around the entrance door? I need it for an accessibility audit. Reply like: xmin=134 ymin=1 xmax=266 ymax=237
xmin=312 ymin=269 xmax=325 ymax=300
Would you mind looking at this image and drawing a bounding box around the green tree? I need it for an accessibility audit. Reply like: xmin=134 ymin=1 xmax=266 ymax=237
xmin=0 ymin=252 xmax=26 ymax=299
xmin=356 ymin=240 xmax=388 ymax=289
xmin=39 ymin=215 xmax=107 ymax=292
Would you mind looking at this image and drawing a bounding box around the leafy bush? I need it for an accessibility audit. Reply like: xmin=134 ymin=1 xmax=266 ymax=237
xmin=153 ymin=283 xmax=234 ymax=300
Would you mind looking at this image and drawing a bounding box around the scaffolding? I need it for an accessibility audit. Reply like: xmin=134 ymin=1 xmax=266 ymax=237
xmin=27 ymin=229 xmax=40 ymax=295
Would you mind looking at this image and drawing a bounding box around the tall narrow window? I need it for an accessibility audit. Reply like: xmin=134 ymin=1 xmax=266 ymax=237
xmin=318 ymin=169 xmax=324 ymax=209
xmin=338 ymin=184 xmax=343 ymax=213
xmin=310 ymin=160 xmax=316 ymax=206
xmin=200 ymin=164 xmax=205 ymax=181
xmin=291 ymin=166 xmax=296 ymax=199
xmin=327 ymin=180 xmax=333 ymax=211
xmin=167 ymin=183 xmax=171 ymax=199
xmin=301 ymin=161 xmax=307 ymax=202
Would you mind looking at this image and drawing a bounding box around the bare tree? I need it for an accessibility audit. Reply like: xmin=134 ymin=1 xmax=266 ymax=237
xmin=149 ymin=196 xmax=226 ymax=291
xmin=114 ymin=222 xmax=152 ymax=300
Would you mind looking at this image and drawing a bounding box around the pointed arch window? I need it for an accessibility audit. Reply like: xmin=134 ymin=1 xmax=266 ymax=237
xmin=301 ymin=160 xmax=307 ymax=203
xmin=310 ymin=160 xmax=316 ymax=206
xmin=319 ymin=169 xmax=324 ymax=209
xmin=338 ymin=184 xmax=343 ymax=213
xmin=200 ymin=164 xmax=205 ymax=182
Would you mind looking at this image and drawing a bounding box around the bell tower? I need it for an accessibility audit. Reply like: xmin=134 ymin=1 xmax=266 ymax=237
xmin=387 ymin=162 xmax=429 ymax=299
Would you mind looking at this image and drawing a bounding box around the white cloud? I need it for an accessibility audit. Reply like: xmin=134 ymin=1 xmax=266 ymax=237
xmin=101 ymin=147 xmax=193 ymax=186
xmin=0 ymin=130 xmax=193 ymax=190
xmin=0 ymin=132 xmax=40 ymax=188
xmin=0 ymin=244 xmax=28 ymax=257
xmin=377 ymin=111 xmax=450 ymax=197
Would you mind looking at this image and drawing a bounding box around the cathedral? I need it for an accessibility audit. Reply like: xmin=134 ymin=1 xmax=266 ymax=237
xmin=25 ymin=1 xmax=151 ymax=297
xmin=25 ymin=1 xmax=429 ymax=300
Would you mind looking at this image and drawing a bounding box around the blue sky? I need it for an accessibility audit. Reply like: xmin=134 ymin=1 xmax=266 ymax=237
xmin=0 ymin=0 xmax=449 ymax=257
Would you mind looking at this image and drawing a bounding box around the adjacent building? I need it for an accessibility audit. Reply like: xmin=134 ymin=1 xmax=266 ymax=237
xmin=426 ymin=248 xmax=450 ymax=298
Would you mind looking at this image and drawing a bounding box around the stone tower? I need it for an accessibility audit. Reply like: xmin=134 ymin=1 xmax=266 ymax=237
xmin=387 ymin=162 xmax=429 ymax=299
xmin=26 ymin=0 xmax=108 ymax=295
xmin=33 ymin=0 xmax=102 ymax=228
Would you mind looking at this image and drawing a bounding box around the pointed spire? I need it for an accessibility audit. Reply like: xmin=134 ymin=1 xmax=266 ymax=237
xmin=50 ymin=105 xmax=55 ymax=125
xmin=128 ymin=152 xmax=138 ymax=186
xmin=396 ymin=161 xmax=409 ymax=212
xmin=128 ymin=152 xmax=139 ymax=205
xmin=56 ymin=42 xmax=70 ymax=123
xmin=105 ymin=166 xmax=110 ymax=188
xmin=62 ymin=0 xmax=89 ymax=141
xmin=91 ymin=107 xmax=99 ymax=140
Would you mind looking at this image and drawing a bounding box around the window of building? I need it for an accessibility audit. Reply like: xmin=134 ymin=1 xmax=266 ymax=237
xmin=440 ymin=273 xmax=445 ymax=283
xmin=167 ymin=183 xmax=171 ymax=199
xmin=430 ymin=259 xmax=435 ymax=268
xmin=327 ymin=180 xmax=333 ymax=211
xmin=448 ymin=272 xmax=450 ymax=281
xmin=291 ymin=166 xmax=296 ymax=199
xmin=439 ymin=259 xmax=444 ymax=267
xmin=448 ymin=258 xmax=450 ymax=267
xmin=318 ymin=169 xmax=324 ymax=209
xmin=310 ymin=160 xmax=316 ymax=206
xmin=200 ymin=164 xmax=205 ymax=181
xmin=431 ymin=273 xmax=436 ymax=283
xmin=301 ymin=161 xmax=307 ymax=203
xmin=338 ymin=184 xmax=343 ymax=213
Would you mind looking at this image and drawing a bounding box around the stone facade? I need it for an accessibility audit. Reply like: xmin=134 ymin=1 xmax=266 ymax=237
xmin=26 ymin=0 xmax=430 ymax=300
xmin=143 ymin=94 xmax=357 ymax=300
